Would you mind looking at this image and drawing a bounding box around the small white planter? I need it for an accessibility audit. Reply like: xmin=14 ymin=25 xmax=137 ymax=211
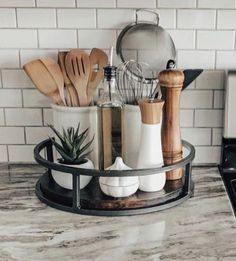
xmin=51 ymin=104 xmax=99 ymax=169
xmin=52 ymin=158 xmax=94 ymax=190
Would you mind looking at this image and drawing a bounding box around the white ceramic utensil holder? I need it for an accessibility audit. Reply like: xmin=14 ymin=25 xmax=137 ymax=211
xmin=136 ymin=99 xmax=166 ymax=192
xmin=99 ymin=157 xmax=139 ymax=198
xmin=122 ymin=105 xmax=141 ymax=168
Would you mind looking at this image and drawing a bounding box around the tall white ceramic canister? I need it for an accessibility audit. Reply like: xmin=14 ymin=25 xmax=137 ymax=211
xmin=136 ymin=98 xmax=166 ymax=192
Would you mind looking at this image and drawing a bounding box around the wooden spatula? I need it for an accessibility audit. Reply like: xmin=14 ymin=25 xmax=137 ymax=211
xmin=23 ymin=59 xmax=65 ymax=105
xmin=58 ymin=52 xmax=79 ymax=107
xmin=87 ymin=48 xmax=108 ymax=104
xmin=40 ymin=58 xmax=66 ymax=106
xmin=65 ymin=49 xmax=91 ymax=107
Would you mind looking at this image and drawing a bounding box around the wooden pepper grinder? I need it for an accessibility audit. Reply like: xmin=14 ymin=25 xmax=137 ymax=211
xmin=158 ymin=69 xmax=185 ymax=180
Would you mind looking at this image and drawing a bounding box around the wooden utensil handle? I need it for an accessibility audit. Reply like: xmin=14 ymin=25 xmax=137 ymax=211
xmin=159 ymin=69 xmax=184 ymax=180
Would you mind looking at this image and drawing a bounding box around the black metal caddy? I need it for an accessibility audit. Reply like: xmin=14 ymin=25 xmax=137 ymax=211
xmin=34 ymin=139 xmax=195 ymax=216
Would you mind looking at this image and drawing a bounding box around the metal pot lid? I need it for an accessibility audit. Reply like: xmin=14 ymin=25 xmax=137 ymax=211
xmin=116 ymin=9 xmax=176 ymax=81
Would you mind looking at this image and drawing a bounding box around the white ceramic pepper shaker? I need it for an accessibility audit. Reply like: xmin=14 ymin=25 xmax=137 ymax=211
xmin=136 ymin=98 xmax=166 ymax=192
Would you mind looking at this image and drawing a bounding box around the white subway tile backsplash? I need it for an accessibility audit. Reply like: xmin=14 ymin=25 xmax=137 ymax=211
xmin=177 ymin=9 xmax=216 ymax=29
xmin=216 ymin=51 xmax=236 ymax=70
xmin=168 ymin=30 xmax=195 ymax=49
xmin=212 ymin=128 xmax=223 ymax=146
xmin=78 ymin=30 xmax=116 ymax=49
xmin=194 ymin=146 xmax=220 ymax=164
xmin=180 ymin=109 xmax=194 ymax=127
xmin=195 ymin=109 xmax=223 ymax=127
xmin=97 ymin=9 xmax=135 ymax=29
xmin=197 ymin=31 xmax=235 ymax=50
xmin=2 ymin=69 xmax=33 ymax=88
xmin=158 ymin=0 xmax=196 ymax=8
xmin=0 ymin=89 xmax=22 ymax=107
xmin=77 ymin=0 xmax=115 ymax=8
xmin=8 ymin=145 xmax=35 ymax=162
xmin=5 ymin=108 xmax=42 ymax=126
xmin=0 ymin=29 xmax=37 ymax=48
xmin=218 ymin=10 xmax=236 ymax=29
xmin=0 ymin=109 xmax=4 ymax=125
xmin=117 ymin=0 xmax=156 ymax=8
xmin=181 ymin=128 xmax=211 ymax=146
xmin=0 ymin=1 xmax=35 ymax=7
xmin=198 ymin=0 xmax=235 ymax=9
xmin=25 ymin=127 xmax=52 ymax=144
xmin=178 ymin=50 xmax=215 ymax=69
xmin=23 ymin=89 xmax=51 ymax=107
xmin=17 ymin=9 xmax=56 ymax=28
xmin=214 ymin=90 xmax=224 ymax=109
xmin=0 ymin=50 xmax=19 ymax=68
xmin=0 ymin=145 xmax=8 ymax=162
xmin=196 ymin=70 xmax=225 ymax=90
xmin=38 ymin=30 xmax=77 ymax=48
xmin=57 ymin=9 xmax=96 ymax=28
xmin=0 ymin=9 xmax=16 ymax=28
xmin=0 ymin=127 xmax=24 ymax=144
xmin=181 ymin=90 xmax=213 ymax=109
xmin=43 ymin=108 xmax=53 ymax=125
xmin=37 ymin=0 xmax=75 ymax=7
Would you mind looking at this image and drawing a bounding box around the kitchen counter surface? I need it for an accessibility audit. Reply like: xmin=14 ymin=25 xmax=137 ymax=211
xmin=0 ymin=165 xmax=235 ymax=261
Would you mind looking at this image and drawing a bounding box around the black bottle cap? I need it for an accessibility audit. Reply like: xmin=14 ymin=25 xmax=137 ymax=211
xmin=104 ymin=65 xmax=117 ymax=80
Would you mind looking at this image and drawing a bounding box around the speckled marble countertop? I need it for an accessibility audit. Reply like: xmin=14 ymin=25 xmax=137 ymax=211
xmin=0 ymin=164 xmax=235 ymax=261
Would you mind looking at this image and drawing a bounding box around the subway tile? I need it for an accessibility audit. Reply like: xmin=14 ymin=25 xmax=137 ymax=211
xmin=212 ymin=128 xmax=223 ymax=146
xmin=8 ymin=145 xmax=35 ymax=162
xmin=97 ymin=9 xmax=135 ymax=29
xmin=198 ymin=0 xmax=235 ymax=8
xmin=0 ymin=50 xmax=19 ymax=68
xmin=181 ymin=90 xmax=213 ymax=109
xmin=194 ymin=146 xmax=221 ymax=164
xmin=0 ymin=109 xmax=4 ymax=125
xmin=216 ymin=51 xmax=236 ymax=70
xmin=0 ymin=29 xmax=37 ymax=48
xmin=2 ymin=69 xmax=34 ymax=88
xmin=0 ymin=89 xmax=22 ymax=107
xmin=196 ymin=70 xmax=225 ymax=90
xmin=177 ymin=9 xmax=216 ymax=29
xmin=214 ymin=90 xmax=224 ymax=109
xmin=25 ymin=127 xmax=52 ymax=144
xmin=197 ymin=31 xmax=235 ymax=50
xmin=195 ymin=109 xmax=223 ymax=127
xmin=178 ymin=50 xmax=215 ymax=69
xmin=77 ymin=0 xmax=115 ymax=7
xmin=158 ymin=0 xmax=196 ymax=8
xmin=17 ymin=8 xmax=56 ymax=28
xmin=180 ymin=109 xmax=194 ymax=127
xmin=117 ymin=0 xmax=156 ymax=8
xmin=37 ymin=0 xmax=75 ymax=7
xmin=0 ymin=0 xmax=35 ymax=7
xmin=0 ymin=9 xmax=16 ymax=28
xmin=57 ymin=9 xmax=96 ymax=28
xmin=43 ymin=108 xmax=53 ymax=125
xmin=218 ymin=10 xmax=236 ymax=29
xmin=5 ymin=108 xmax=42 ymax=126
xmin=181 ymin=128 xmax=211 ymax=146
xmin=23 ymin=89 xmax=51 ymax=108
xmin=38 ymin=30 xmax=77 ymax=48
xmin=0 ymin=72 xmax=2 ymax=88
xmin=20 ymin=49 xmax=58 ymax=67
xmin=0 ymin=145 xmax=8 ymax=162
xmin=168 ymin=30 xmax=195 ymax=49
xmin=78 ymin=30 xmax=116 ymax=49
xmin=0 ymin=127 xmax=25 ymax=144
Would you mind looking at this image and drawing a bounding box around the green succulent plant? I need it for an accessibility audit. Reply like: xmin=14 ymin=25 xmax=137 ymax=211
xmin=48 ymin=124 xmax=94 ymax=165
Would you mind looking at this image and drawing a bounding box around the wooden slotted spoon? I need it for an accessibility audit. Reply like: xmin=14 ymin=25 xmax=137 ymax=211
xmin=23 ymin=60 xmax=65 ymax=105
xmin=58 ymin=52 xmax=79 ymax=107
xmin=87 ymin=48 xmax=108 ymax=104
xmin=65 ymin=49 xmax=91 ymax=107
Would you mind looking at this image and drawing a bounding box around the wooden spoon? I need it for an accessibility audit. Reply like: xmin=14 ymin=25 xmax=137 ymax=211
xmin=65 ymin=49 xmax=91 ymax=107
xmin=23 ymin=59 xmax=64 ymax=105
xmin=58 ymin=52 xmax=79 ymax=107
xmin=40 ymin=58 xmax=66 ymax=106
xmin=87 ymin=48 xmax=108 ymax=104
